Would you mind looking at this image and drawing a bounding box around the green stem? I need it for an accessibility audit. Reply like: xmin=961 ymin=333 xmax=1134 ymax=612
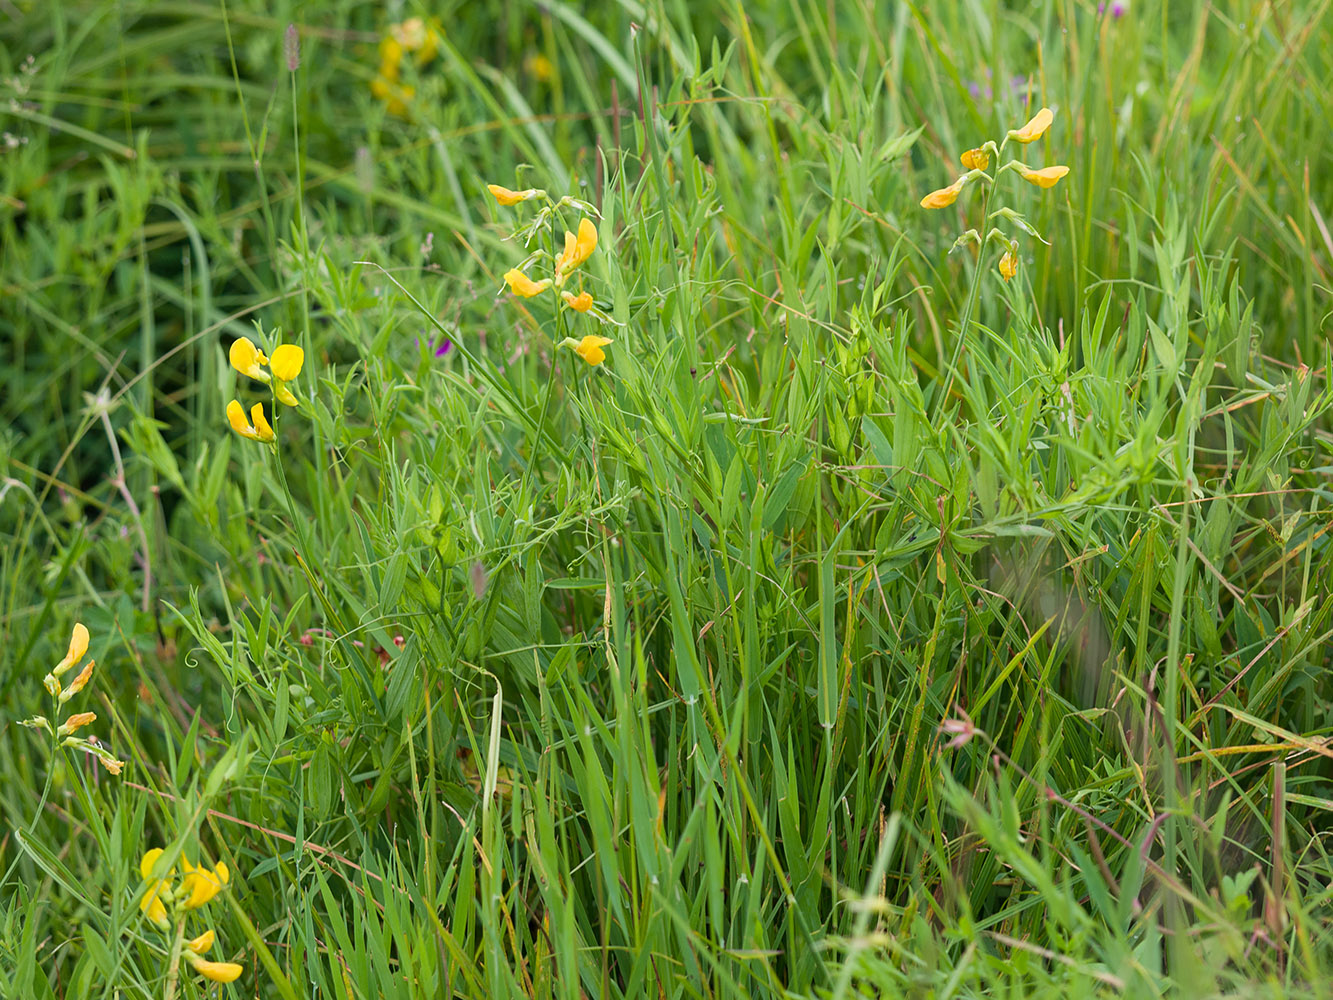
xmin=931 ymin=174 xmax=996 ymax=425
xmin=163 ymin=913 xmax=187 ymax=1000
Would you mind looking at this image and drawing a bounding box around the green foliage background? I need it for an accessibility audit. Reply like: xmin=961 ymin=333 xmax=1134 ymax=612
xmin=2 ymin=0 xmax=1332 ymax=997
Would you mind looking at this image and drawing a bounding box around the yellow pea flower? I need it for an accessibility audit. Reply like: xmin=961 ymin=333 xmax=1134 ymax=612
xmin=378 ymin=36 xmax=405 ymax=72
xmin=503 ymin=268 xmax=552 ymax=298
xmin=1017 ymin=164 xmax=1070 ymax=189
xmin=189 ymin=957 xmax=244 ymax=983
xmin=561 ymin=290 xmax=594 ymax=312
xmin=487 ymin=184 xmax=544 ymax=206
xmin=269 ymin=344 xmax=304 ymax=382
xmin=920 ymin=178 xmax=965 ymax=209
xmin=999 ymin=248 xmax=1019 ymax=282
xmin=46 ymin=626 xmax=89 ymax=688
xmin=554 ymin=218 xmax=598 ymax=281
xmin=1008 ymin=107 xmax=1054 ymax=144
xmin=179 ymin=857 xmax=230 ymax=909
xmin=185 ymin=929 xmax=216 ymax=954
xmin=58 ymin=658 xmax=95 ymax=704
xmin=561 ymin=335 xmax=613 ymax=366
xmin=226 ymin=401 xmax=276 ymax=443
xmin=139 ymin=848 xmax=173 ymax=927
xmin=960 ymin=147 xmax=989 ymax=170
xmin=57 ymin=711 xmax=97 ymax=736
xmin=371 ymin=77 xmax=414 ymax=115
xmin=229 ymin=337 xmax=271 ymax=382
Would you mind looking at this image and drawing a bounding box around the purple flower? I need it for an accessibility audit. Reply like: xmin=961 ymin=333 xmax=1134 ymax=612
xmin=1098 ymin=0 xmax=1127 ymax=16
xmin=416 ymin=337 xmax=452 ymax=357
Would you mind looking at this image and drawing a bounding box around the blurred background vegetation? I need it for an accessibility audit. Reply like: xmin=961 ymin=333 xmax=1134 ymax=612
xmin=2 ymin=0 xmax=1332 ymax=997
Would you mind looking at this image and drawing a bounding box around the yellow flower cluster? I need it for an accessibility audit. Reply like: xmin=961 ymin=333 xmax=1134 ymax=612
xmin=371 ymin=17 xmax=441 ymax=116
xmin=139 ymin=848 xmax=243 ymax=983
xmin=22 ymin=622 xmax=124 ymax=775
xmin=489 ymin=184 xmax=613 ymax=367
xmin=226 ymin=336 xmax=304 ymax=443
xmin=919 ymin=107 xmax=1070 ymax=283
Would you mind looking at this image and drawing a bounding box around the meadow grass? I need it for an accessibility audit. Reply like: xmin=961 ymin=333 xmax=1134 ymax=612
xmin=2 ymin=1 xmax=1332 ymax=997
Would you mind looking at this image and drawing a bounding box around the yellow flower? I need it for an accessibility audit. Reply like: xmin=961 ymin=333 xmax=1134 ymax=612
xmin=487 ymin=183 xmax=543 ymax=206
xmin=1017 ymin=164 xmax=1070 ymax=189
xmin=229 ymin=337 xmax=270 ymax=383
xmin=503 ymin=268 xmax=552 ymax=298
xmin=554 ymin=218 xmax=598 ymax=282
xmin=189 ymin=957 xmax=244 ymax=983
xmin=180 ymin=857 xmax=230 ymax=909
xmin=526 ymin=53 xmax=554 ymax=82
xmin=44 ymin=622 xmax=89 ymax=695
xmin=185 ymin=929 xmax=216 ymax=954
xmin=391 ymin=18 xmax=440 ymax=63
xmin=1008 ymin=107 xmax=1054 ymax=144
xmin=561 ymin=290 xmax=594 ymax=313
xmin=139 ymin=849 xmax=172 ymax=927
xmin=226 ymin=401 xmax=276 ymax=443
xmin=57 ymin=711 xmax=97 ymax=736
xmin=960 ymin=147 xmax=989 ymax=171
xmin=561 ymin=335 xmax=613 ymax=366
xmin=999 ymin=248 xmax=1019 ymax=282
xmin=57 ymin=658 xmax=95 ymax=704
xmin=378 ymin=36 xmax=404 ymax=72
xmin=371 ymin=77 xmax=414 ymax=115
xmin=920 ymin=178 xmax=964 ymax=209
xmin=269 ymin=344 xmax=304 ymax=382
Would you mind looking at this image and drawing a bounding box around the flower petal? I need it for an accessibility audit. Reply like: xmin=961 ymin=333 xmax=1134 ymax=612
xmin=139 ymin=848 xmax=165 ymax=881
xmin=250 ymin=404 xmax=276 ymax=443
xmin=573 ymin=335 xmax=613 ymax=366
xmin=920 ymin=179 xmax=964 ymax=209
xmin=487 ymin=184 xmax=542 ymax=206
xmin=228 ymin=337 xmax=270 ymax=382
xmin=1008 ymin=107 xmax=1054 ymax=143
xmin=190 ymin=958 xmax=244 ymax=983
xmin=53 ymin=622 xmax=89 ymax=677
xmin=960 ymin=147 xmax=989 ymax=170
xmin=561 ymin=290 xmax=594 ymax=313
xmin=503 ymin=269 xmax=552 ymax=298
xmin=226 ymin=400 xmax=259 ymax=441
xmin=1019 ymin=164 xmax=1070 ymax=189
xmin=186 ymin=929 xmax=216 ymax=954
xmin=269 ymin=344 xmax=304 ymax=382
xmin=555 ymin=218 xmax=598 ymax=279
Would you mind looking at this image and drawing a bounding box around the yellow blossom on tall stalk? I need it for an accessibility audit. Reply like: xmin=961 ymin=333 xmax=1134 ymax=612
xmin=488 ymin=183 xmax=544 ymax=206
xmin=560 ymin=335 xmax=613 ymax=367
xmin=920 ymin=178 xmax=966 ymax=209
xmin=554 ymin=218 xmax=598 ymax=283
xmin=960 ymin=147 xmax=990 ymax=171
xmin=226 ymin=333 xmax=305 ymax=441
xmin=1016 ymin=164 xmax=1070 ymax=189
xmin=226 ymin=400 xmax=276 ymax=443
xmin=562 ymin=290 xmax=594 ymax=313
xmin=23 ymin=621 xmax=124 ymax=775
xmin=137 ymin=846 xmax=243 ymax=995
xmin=918 ymin=103 xmax=1069 ymax=288
xmin=1008 ymin=107 xmax=1054 ymax=143
xmin=503 ymin=269 xmax=552 ymax=298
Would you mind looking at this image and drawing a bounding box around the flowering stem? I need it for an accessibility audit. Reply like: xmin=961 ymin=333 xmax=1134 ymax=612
xmin=163 ymin=914 xmax=187 ymax=1000
xmin=931 ymin=168 xmax=997 ymax=425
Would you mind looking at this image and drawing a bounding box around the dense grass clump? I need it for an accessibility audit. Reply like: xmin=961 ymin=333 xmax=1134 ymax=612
xmin=3 ymin=2 xmax=1332 ymax=997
